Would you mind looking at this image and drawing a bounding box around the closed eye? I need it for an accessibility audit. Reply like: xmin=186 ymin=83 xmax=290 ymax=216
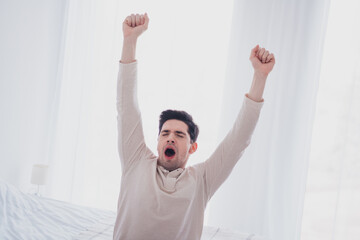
xmin=175 ymin=131 xmax=186 ymax=137
xmin=160 ymin=130 xmax=186 ymax=138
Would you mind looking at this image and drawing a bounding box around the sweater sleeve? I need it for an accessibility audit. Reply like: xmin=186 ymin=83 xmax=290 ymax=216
xmin=116 ymin=61 xmax=151 ymax=173
xmin=202 ymin=94 xmax=264 ymax=200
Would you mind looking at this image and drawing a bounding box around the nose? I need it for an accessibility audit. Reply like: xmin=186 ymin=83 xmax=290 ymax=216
xmin=165 ymin=132 xmax=175 ymax=144
xmin=166 ymin=134 xmax=175 ymax=144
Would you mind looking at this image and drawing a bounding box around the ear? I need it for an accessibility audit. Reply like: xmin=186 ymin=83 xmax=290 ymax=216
xmin=189 ymin=142 xmax=198 ymax=154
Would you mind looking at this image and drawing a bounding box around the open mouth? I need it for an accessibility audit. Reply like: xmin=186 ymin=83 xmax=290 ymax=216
xmin=164 ymin=146 xmax=176 ymax=159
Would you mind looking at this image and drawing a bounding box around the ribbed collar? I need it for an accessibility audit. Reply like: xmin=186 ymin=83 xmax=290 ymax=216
xmin=157 ymin=165 xmax=184 ymax=179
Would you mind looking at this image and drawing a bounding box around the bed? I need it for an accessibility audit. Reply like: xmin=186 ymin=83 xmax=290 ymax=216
xmin=0 ymin=180 xmax=268 ymax=240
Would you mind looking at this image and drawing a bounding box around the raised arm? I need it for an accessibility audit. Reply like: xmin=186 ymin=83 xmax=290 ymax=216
xmin=247 ymin=45 xmax=275 ymax=102
xmin=117 ymin=13 xmax=150 ymax=173
xmin=120 ymin=13 xmax=149 ymax=63
xmin=202 ymin=45 xmax=275 ymax=200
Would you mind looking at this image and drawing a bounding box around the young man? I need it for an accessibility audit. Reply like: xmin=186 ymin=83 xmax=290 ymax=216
xmin=114 ymin=13 xmax=275 ymax=240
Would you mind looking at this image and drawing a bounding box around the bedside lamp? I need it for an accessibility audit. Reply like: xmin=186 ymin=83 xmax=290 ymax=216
xmin=31 ymin=164 xmax=48 ymax=196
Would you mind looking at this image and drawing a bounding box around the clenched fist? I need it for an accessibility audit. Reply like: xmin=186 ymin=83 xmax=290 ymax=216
xmin=249 ymin=45 xmax=275 ymax=76
xmin=123 ymin=13 xmax=149 ymax=40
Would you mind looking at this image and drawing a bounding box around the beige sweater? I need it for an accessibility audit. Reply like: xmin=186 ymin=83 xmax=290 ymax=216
xmin=113 ymin=61 xmax=264 ymax=240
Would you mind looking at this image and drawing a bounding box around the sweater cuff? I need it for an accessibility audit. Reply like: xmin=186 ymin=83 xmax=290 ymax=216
xmin=119 ymin=59 xmax=137 ymax=65
xmin=244 ymin=93 xmax=264 ymax=110
xmin=118 ymin=60 xmax=137 ymax=77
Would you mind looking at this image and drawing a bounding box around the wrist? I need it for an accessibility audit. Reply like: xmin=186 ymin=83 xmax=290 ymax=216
xmin=248 ymin=72 xmax=267 ymax=102
xmin=253 ymin=71 xmax=268 ymax=80
xmin=123 ymin=36 xmax=137 ymax=45
xmin=121 ymin=37 xmax=137 ymax=63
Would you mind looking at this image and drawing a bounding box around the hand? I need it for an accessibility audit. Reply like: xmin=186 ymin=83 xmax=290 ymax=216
xmin=122 ymin=13 xmax=149 ymax=40
xmin=249 ymin=45 xmax=275 ymax=76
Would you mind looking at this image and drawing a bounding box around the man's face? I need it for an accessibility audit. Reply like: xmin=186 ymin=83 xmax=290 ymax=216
xmin=157 ymin=119 xmax=197 ymax=171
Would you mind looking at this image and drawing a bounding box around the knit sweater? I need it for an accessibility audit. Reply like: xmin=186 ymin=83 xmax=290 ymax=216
xmin=113 ymin=61 xmax=264 ymax=240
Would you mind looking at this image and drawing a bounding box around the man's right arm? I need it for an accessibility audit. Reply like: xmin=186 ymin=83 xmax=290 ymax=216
xmin=117 ymin=13 xmax=150 ymax=173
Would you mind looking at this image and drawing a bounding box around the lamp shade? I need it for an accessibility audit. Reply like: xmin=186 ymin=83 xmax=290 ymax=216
xmin=31 ymin=164 xmax=48 ymax=185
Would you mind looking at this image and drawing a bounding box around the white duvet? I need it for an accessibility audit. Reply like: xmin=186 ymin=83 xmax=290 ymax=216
xmin=0 ymin=180 xmax=268 ymax=240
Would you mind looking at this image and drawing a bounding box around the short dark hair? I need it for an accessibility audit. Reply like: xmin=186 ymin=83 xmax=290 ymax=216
xmin=158 ymin=110 xmax=199 ymax=143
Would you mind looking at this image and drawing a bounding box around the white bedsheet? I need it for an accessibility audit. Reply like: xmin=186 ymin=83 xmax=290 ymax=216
xmin=0 ymin=180 xmax=268 ymax=240
xmin=0 ymin=179 xmax=115 ymax=239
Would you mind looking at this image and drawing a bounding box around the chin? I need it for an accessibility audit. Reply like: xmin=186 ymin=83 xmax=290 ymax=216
xmin=159 ymin=159 xmax=178 ymax=171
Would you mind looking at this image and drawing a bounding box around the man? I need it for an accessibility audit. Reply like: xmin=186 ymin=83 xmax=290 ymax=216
xmin=114 ymin=13 xmax=275 ymax=240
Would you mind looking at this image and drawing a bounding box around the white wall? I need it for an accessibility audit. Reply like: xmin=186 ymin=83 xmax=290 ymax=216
xmin=0 ymin=0 xmax=66 ymax=191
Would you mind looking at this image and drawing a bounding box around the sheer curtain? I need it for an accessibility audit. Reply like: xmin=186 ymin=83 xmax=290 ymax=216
xmin=206 ymin=1 xmax=330 ymax=240
xmin=46 ymin=0 xmax=123 ymax=210
xmin=301 ymin=0 xmax=360 ymax=239
xmin=0 ymin=0 xmax=66 ymax=192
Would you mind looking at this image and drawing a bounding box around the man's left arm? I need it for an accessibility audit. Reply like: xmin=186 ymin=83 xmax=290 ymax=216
xmin=247 ymin=45 xmax=275 ymax=102
xmin=202 ymin=45 xmax=275 ymax=200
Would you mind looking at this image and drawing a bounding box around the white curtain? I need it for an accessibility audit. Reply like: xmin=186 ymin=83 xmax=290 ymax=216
xmin=46 ymin=0 xmax=123 ymax=210
xmin=301 ymin=0 xmax=360 ymax=239
xmin=206 ymin=1 xmax=330 ymax=240
xmin=0 ymin=0 xmax=66 ymax=192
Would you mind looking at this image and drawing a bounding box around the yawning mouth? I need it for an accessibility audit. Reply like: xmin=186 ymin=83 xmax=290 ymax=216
xmin=164 ymin=146 xmax=176 ymax=159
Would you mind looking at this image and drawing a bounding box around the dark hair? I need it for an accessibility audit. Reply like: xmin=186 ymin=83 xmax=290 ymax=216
xmin=158 ymin=110 xmax=199 ymax=143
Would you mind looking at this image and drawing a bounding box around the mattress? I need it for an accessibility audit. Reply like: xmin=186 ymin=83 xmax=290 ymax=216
xmin=0 ymin=180 xmax=267 ymax=240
